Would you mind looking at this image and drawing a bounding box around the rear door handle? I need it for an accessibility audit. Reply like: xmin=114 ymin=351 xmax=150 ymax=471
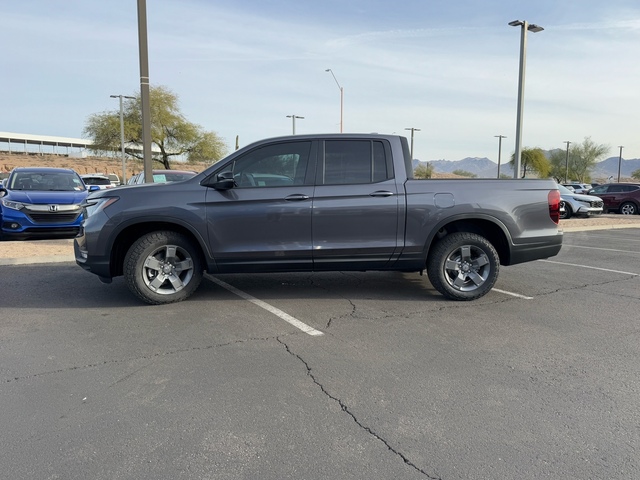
xmin=369 ymin=190 xmax=394 ymax=197
xmin=284 ymin=194 xmax=310 ymax=201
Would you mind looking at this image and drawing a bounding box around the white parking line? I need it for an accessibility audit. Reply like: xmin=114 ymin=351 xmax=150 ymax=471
xmin=492 ymin=288 xmax=534 ymax=300
xmin=540 ymin=260 xmax=639 ymax=276
xmin=205 ymin=275 xmax=324 ymax=336
xmin=561 ymin=244 xmax=640 ymax=254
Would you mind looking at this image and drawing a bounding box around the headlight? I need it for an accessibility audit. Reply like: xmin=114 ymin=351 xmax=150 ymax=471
xmin=1 ymin=198 xmax=26 ymax=210
xmin=83 ymin=196 xmax=119 ymax=217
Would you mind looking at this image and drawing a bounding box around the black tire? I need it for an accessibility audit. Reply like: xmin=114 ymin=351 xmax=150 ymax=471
xmin=559 ymin=201 xmax=572 ymax=220
xmin=124 ymin=231 xmax=203 ymax=305
xmin=427 ymin=232 xmax=500 ymax=301
xmin=619 ymin=202 xmax=637 ymax=215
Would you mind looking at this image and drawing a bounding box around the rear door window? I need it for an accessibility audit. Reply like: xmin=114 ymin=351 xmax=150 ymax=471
xmin=319 ymin=140 xmax=393 ymax=185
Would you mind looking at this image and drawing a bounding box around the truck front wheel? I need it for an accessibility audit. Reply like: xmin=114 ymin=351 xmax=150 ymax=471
xmin=124 ymin=231 xmax=203 ymax=305
xmin=427 ymin=232 xmax=499 ymax=301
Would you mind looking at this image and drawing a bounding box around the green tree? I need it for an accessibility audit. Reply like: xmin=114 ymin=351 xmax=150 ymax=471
xmin=509 ymin=148 xmax=551 ymax=178
xmin=414 ymin=163 xmax=434 ymax=178
xmin=548 ymin=149 xmax=571 ymax=183
xmin=632 ymin=169 xmax=640 ymax=180
xmin=452 ymin=169 xmax=477 ymax=178
xmin=568 ymin=137 xmax=609 ymax=183
xmin=83 ymin=85 xmax=227 ymax=169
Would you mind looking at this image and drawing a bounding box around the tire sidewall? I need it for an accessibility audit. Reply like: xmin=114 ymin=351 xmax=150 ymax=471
xmin=560 ymin=201 xmax=572 ymax=219
xmin=427 ymin=232 xmax=500 ymax=301
xmin=620 ymin=202 xmax=637 ymax=215
xmin=124 ymin=231 xmax=203 ymax=304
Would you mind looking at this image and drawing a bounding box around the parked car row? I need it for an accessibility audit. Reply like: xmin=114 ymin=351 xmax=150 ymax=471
xmin=558 ymin=182 xmax=640 ymax=218
xmin=126 ymin=169 xmax=197 ymax=185
xmin=0 ymin=167 xmax=199 ymax=240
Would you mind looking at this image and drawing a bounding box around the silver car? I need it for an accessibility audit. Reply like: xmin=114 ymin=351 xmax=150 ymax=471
xmin=558 ymin=184 xmax=603 ymax=219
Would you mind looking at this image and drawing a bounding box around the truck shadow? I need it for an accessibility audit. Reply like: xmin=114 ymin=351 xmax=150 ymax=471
xmin=0 ymin=265 xmax=448 ymax=309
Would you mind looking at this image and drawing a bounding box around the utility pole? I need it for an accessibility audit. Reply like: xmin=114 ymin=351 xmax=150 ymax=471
xmin=404 ymin=127 xmax=421 ymax=160
xmin=564 ymin=141 xmax=571 ymax=183
xmin=286 ymin=115 xmax=304 ymax=135
xmin=110 ymin=94 xmax=136 ymax=183
xmin=495 ymin=135 xmax=506 ymax=178
xmin=617 ymin=145 xmax=624 ymax=182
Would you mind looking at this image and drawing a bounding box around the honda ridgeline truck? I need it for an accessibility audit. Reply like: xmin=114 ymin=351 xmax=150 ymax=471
xmin=74 ymin=134 xmax=563 ymax=304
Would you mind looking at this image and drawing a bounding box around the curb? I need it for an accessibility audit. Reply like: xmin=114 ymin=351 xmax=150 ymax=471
xmin=0 ymin=255 xmax=76 ymax=266
xmin=561 ymin=223 xmax=640 ymax=232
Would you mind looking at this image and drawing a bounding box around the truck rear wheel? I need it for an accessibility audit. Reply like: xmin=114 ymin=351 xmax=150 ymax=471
xmin=427 ymin=232 xmax=499 ymax=301
xmin=124 ymin=231 xmax=203 ymax=305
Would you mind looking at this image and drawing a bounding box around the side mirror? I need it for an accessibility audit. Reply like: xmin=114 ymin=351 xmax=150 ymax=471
xmin=211 ymin=171 xmax=236 ymax=190
xmin=89 ymin=185 xmax=100 ymax=192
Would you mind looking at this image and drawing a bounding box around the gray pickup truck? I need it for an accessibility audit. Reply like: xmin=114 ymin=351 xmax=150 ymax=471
xmin=75 ymin=134 xmax=563 ymax=304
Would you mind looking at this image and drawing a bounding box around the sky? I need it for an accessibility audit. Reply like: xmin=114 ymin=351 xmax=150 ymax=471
xmin=1 ymin=0 xmax=639 ymax=162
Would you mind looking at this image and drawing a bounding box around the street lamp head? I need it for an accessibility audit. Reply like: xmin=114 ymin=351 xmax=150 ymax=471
xmin=528 ymin=24 xmax=544 ymax=33
xmin=508 ymin=20 xmax=523 ymax=27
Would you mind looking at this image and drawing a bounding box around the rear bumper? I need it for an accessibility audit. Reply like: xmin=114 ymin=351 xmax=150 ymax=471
xmin=509 ymin=231 xmax=563 ymax=265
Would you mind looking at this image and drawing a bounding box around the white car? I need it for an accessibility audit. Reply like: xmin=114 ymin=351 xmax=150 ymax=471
xmin=562 ymin=182 xmax=592 ymax=194
xmin=81 ymin=174 xmax=114 ymax=190
xmin=558 ymin=184 xmax=603 ymax=219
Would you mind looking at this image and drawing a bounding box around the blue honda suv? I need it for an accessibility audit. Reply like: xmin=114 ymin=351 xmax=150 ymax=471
xmin=0 ymin=167 xmax=97 ymax=240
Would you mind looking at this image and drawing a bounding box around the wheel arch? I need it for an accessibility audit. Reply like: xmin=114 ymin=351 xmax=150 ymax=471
xmin=109 ymin=220 xmax=209 ymax=277
xmin=425 ymin=216 xmax=512 ymax=266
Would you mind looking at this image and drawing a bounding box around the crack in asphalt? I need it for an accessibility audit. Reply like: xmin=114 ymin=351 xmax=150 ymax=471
xmin=3 ymin=336 xmax=277 ymax=384
xmin=276 ymin=336 xmax=442 ymax=480
xmin=535 ymin=276 xmax=638 ymax=299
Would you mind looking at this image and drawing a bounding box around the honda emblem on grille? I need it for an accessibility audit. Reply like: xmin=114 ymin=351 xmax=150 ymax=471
xmin=49 ymin=205 xmax=59 ymax=212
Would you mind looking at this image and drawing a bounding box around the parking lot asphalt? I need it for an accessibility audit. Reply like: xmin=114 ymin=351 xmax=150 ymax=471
xmin=2 ymin=226 xmax=639 ymax=479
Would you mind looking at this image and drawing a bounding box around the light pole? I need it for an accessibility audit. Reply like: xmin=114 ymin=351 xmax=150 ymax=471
xmin=495 ymin=135 xmax=506 ymax=178
xmin=110 ymin=94 xmax=136 ymax=183
xmin=137 ymin=0 xmax=153 ymax=183
xmin=286 ymin=115 xmax=304 ymax=135
xmin=617 ymin=145 xmax=624 ymax=182
xmin=325 ymin=69 xmax=343 ymax=133
xmin=404 ymin=128 xmax=421 ymax=160
xmin=563 ymin=141 xmax=571 ymax=183
xmin=509 ymin=20 xmax=544 ymax=179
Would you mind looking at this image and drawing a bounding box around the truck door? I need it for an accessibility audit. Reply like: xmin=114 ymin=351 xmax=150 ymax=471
xmin=204 ymin=140 xmax=316 ymax=272
xmin=312 ymin=139 xmax=400 ymax=270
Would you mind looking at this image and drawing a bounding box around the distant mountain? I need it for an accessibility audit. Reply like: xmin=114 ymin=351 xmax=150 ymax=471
xmin=413 ymin=157 xmax=512 ymax=178
xmin=592 ymin=157 xmax=640 ymax=178
xmin=413 ymin=155 xmax=639 ymax=180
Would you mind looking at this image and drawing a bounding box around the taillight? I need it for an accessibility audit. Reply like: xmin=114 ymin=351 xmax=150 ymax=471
xmin=548 ymin=190 xmax=561 ymax=224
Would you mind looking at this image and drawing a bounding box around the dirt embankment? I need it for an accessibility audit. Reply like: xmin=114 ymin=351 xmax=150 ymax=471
xmin=0 ymin=153 xmax=210 ymax=178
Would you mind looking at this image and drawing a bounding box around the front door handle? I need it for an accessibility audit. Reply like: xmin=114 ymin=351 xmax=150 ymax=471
xmin=369 ymin=190 xmax=394 ymax=197
xmin=284 ymin=194 xmax=310 ymax=201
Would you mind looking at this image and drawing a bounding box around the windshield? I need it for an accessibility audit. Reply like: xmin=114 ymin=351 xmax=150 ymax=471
xmin=8 ymin=171 xmax=86 ymax=192
xmin=83 ymin=177 xmax=111 ymax=186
